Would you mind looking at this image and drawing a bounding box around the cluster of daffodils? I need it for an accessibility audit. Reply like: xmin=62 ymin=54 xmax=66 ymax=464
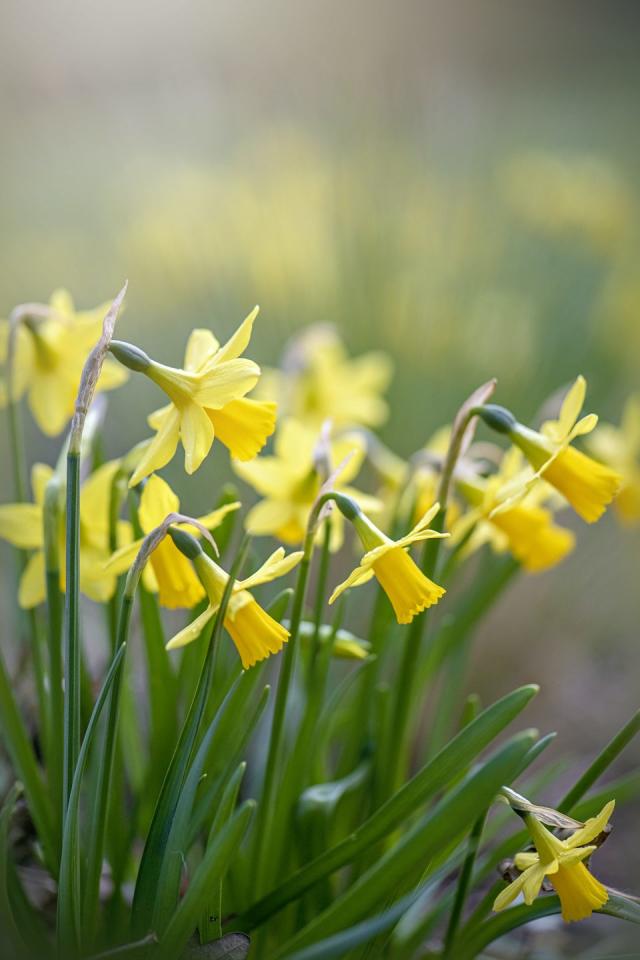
xmin=0 ymin=286 xmax=637 ymax=946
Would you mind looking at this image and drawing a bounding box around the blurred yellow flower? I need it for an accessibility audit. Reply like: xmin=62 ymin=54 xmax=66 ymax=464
xmin=453 ymin=449 xmax=575 ymax=572
xmin=165 ymin=542 xmax=303 ymax=668
xmin=106 ymin=474 xmax=240 ymax=608
xmin=494 ymin=801 xmax=614 ymax=923
xmin=508 ymin=376 xmax=622 ymax=523
xmin=233 ymin=418 xmax=380 ymax=551
xmin=0 ymin=289 xmax=128 ymax=436
xmin=118 ymin=307 xmax=276 ymax=486
xmin=503 ymin=151 xmax=630 ymax=254
xmin=329 ymin=501 xmax=447 ymax=624
xmin=261 ymin=326 xmax=392 ymax=430
xmin=0 ymin=459 xmax=129 ymax=607
xmin=587 ymin=395 xmax=640 ymax=524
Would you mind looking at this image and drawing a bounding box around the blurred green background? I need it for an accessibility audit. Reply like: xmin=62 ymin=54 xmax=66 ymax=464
xmin=1 ymin=1 xmax=639 ymax=952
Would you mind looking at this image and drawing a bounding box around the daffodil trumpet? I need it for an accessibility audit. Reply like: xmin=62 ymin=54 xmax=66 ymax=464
xmin=326 ymin=493 xmax=448 ymax=625
xmin=473 ymin=376 xmax=622 ymax=523
xmin=166 ymin=529 xmax=303 ymax=669
xmin=494 ymin=794 xmax=615 ymax=923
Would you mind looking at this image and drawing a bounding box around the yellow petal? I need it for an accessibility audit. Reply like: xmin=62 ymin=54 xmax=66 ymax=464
xmin=565 ymin=801 xmax=615 ymax=849
xmin=80 ymin=461 xmax=121 ymax=536
xmin=275 ymin=417 xmax=318 ymax=467
xmin=28 ymin=370 xmax=75 ymax=437
xmin=550 ymin=861 xmax=608 ymax=922
xmin=31 ymin=463 xmax=55 ymax=507
xmin=18 ymin=551 xmax=46 ymax=608
xmin=493 ymin=869 xmax=530 ymax=912
xmin=329 ymin=563 xmax=376 ymax=605
xmin=97 ymin=357 xmax=129 ymax=392
xmin=372 ymin=546 xmax=445 ymax=624
xmin=166 ymin=604 xmax=215 ymax=650
xmin=212 ymin=306 xmax=259 ymax=365
xmin=193 ymin=501 xmax=241 ymax=531
xmin=151 ymin=538 xmax=205 ymax=609
xmin=105 ymin=537 xmax=144 ymax=576
xmin=233 ymin=457 xmax=294 ymax=498
xmin=244 ymin=499 xmax=297 ymax=537
xmin=184 ymin=328 xmax=220 ymax=373
xmin=180 ymin=402 xmax=215 ymax=474
xmin=0 ymin=503 xmax=44 ymax=549
xmin=138 ymin=474 xmax=180 ymax=532
xmin=237 ymin=548 xmax=303 ymax=592
xmin=129 ymin=408 xmax=181 ymax=486
xmin=558 ymin=375 xmax=587 ymax=438
xmin=195 ymin=358 xmax=260 ymax=409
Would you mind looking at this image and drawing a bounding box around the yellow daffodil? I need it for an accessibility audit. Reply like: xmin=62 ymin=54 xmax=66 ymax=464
xmin=586 ymin=394 xmax=640 ymax=524
xmin=165 ymin=536 xmax=303 ymax=668
xmin=478 ymin=377 xmax=622 ymax=523
xmin=494 ymin=801 xmax=614 ymax=923
xmin=453 ymin=449 xmax=575 ymax=572
xmin=329 ymin=501 xmax=448 ymax=624
xmin=233 ymin=417 xmax=381 ymax=551
xmin=105 ymin=474 xmax=240 ymax=608
xmin=0 ymin=459 xmax=129 ymax=607
xmin=258 ymin=326 xmax=392 ymax=430
xmin=110 ymin=307 xmax=276 ymax=486
xmin=0 ymin=289 xmax=128 ymax=436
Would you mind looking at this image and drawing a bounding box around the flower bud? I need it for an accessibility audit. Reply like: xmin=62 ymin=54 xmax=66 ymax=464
xmin=109 ymin=340 xmax=152 ymax=373
xmin=474 ymin=404 xmax=518 ymax=435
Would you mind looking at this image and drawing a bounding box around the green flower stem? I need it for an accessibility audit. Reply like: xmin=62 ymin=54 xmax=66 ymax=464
xmin=43 ymin=478 xmax=64 ymax=841
xmin=308 ymin=519 xmax=332 ymax=682
xmin=386 ymin=506 xmax=446 ymax=793
xmin=62 ymin=449 xmax=81 ymax=811
xmin=253 ymin=494 xmax=336 ymax=896
xmin=442 ymin=811 xmax=487 ymax=955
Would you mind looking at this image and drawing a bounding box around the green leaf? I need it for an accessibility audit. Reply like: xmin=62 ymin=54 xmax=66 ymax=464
xmin=454 ymin=892 xmax=640 ymax=960
xmin=0 ymin=785 xmax=29 ymax=958
xmin=158 ymin=801 xmax=256 ymax=959
xmin=132 ymin=540 xmax=250 ymax=938
xmin=273 ymin=729 xmax=537 ymax=956
xmin=150 ymin=671 xmax=259 ymax=936
xmin=0 ymin=652 xmax=56 ymax=872
xmin=282 ymin=884 xmax=427 ymax=960
xmin=57 ymin=643 xmax=127 ymax=956
xmin=234 ymin=684 xmax=538 ymax=931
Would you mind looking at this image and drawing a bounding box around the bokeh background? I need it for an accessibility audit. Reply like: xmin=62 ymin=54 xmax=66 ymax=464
xmin=1 ymin=1 xmax=639 ymax=954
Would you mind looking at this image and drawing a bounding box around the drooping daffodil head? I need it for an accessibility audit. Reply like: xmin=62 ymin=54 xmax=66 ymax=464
xmin=475 ymin=377 xmax=622 ymax=523
xmin=165 ymin=530 xmax=303 ymax=669
xmin=105 ymin=473 xmax=240 ymax=609
xmin=494 ymin=799 xmax=615 ymax=923
xmin=328 ymin=496 xmax=448 ymax=624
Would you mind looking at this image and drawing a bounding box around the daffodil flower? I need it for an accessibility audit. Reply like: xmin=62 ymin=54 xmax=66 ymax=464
xmin=233 ymin=417 xmax=381 ymax=551
xmin=111 ymin=307 xmax=276 ymax=486
xmin=0 ymin=459 xmax=130 ymax=607
xmin=106 ymin=474 xmax=240 ymax=608
xmin=257 ymin=325 xmax=393 ymax=430
xmin=478 ymin=377 xmax=622 ymax=523
xmin=165 ymin=536 xmax=303 ymax=669
xmin=453 ymin=449 xmax=575 ymax=572
xmin=494 ymin=800 xmax=614 ymax=922
xmin=329 ymin=501 xmax=448 ymax=624
xmin=587 ymin=394 xmax=640 ymax=524
xmin=0 ymin=289 xmax=128 ymax=436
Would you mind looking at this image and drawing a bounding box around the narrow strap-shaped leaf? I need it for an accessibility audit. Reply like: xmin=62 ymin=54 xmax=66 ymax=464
xmin=282 ymin=883 xmax=428 ymax=960
xmin=57 ymin=643 xmax=127 ymax=956
xmin=454 ymin=891 xmax=640 ymax=960
xmin=158 ymin=801 xmax=256 ymax=959
xmin=273 ymin=730 xmax=537 ymax=957
xmin=233 ymin=684 xmax=538 ymax=931
xmin=132 ymin=538 xmax=249 ymax=937
xmin=199 ymin=762 xmax=247 ymax=943
xmin=0 ymin=785 xmax=29 ymax=958
xmin=0 ymin=651 xmax=56 ymax=872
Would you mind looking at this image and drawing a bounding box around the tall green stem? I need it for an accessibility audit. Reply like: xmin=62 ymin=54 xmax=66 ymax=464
xmin=43 ymin=479 xmax=64 ymax=839
xmin=443 ymin=812 xmax=487 ymax=955
xmin=62 ymin=450 xmax=81 ymax=810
